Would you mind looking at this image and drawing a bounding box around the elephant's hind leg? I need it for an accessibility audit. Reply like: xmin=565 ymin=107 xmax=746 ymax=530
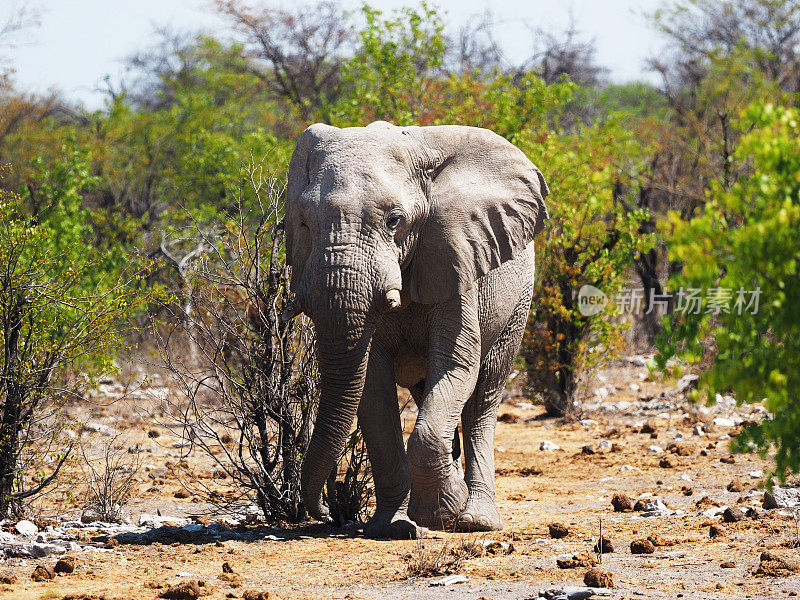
xmin=358 ymin=343 xmax=423 ymax=539
xmin=457 ymin=289 xmax=533 ymax=532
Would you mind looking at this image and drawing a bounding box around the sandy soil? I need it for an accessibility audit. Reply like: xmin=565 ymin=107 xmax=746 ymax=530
xmin=1 ymin=359 xmax=798 ymax=600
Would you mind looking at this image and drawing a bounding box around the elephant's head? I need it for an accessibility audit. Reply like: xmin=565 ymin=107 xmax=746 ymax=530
xmin=286 ymin=121 xmax=549 ymax=521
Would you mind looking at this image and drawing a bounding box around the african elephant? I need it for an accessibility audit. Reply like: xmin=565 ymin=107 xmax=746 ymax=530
xmin=285 ymin=121 xmax=549 ymax=538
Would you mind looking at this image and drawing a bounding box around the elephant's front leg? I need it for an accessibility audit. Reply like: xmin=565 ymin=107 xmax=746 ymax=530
xmin=358 ymin=342 xmax=423 ymax=539
xmin=407 ymin=297 xmax=481 ymax=529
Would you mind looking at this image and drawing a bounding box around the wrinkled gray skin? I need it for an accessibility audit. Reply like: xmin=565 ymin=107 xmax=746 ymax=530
xmin=287 ymin=121 xmax=549 ymax=538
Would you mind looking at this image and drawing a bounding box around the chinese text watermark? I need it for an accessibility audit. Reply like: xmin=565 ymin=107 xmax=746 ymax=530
xmin=578 ymin=285 xmax=761 ymax=317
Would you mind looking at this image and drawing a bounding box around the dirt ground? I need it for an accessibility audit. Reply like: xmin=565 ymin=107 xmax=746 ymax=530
xmin=1 ymin=357 xmax=799 ymax=600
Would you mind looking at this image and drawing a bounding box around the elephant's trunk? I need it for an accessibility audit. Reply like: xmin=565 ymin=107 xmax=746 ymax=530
xmin=300 ymin=282 xmax=374 ymax=522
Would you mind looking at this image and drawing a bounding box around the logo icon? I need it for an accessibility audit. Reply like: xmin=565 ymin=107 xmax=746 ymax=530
xmin=578 ymin=285 xmax=608 ymax=316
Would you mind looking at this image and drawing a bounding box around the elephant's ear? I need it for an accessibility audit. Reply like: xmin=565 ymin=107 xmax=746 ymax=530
xmin=406 ymin=126 xmax=549 ymax=304
xmin=286 ymin=123 xmax=334 ymax=293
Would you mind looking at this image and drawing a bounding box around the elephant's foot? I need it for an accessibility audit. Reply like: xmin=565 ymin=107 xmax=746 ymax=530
xmin=363 ymin=508 xmax=426 ymax=539
xmin=456 ymin=496 xmax=502 ymax=532
xmin=408 ymin=471 xmax=468 ymax=530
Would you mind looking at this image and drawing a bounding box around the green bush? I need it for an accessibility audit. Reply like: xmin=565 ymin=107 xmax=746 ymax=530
xmin=656 ymin=102 xmax=800 ymax=482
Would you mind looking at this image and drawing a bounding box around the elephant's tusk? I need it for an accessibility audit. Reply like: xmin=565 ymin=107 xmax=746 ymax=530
xmin=280 ymin=297 xmax=303 ymax=323
xmin=384 ymin=289 xmax=402 ymax=312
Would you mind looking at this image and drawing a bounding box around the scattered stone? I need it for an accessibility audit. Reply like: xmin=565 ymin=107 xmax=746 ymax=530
xmin=430 ymin=574 xmax=469 ymax=586
xmin=696 ymin=496 xmax=720 ymax=510
xmin=762 ymin=487 xmax=800 ymax=509
xmin=159 ymin=580 xmax=201 ymax=599
xmin=593 ymin=536 xmax=614 ymax=554
xmin=580 ymin=445 xmax=595 ymax=455
xmin=713 ymin=417 xmax=736 ymax=427
xmin=611 ymin=494 xmax=632 ymax=512
xmin=754 ymin=551 xmax=800 ymax=577
xmin=721 ymin=560 xmax=736 ymax=568
xmin=54 ymin=556 xmax=77 ymax=574
xmin=763 ymin=491 xmax=780 ymax=510
xmin=598 ymin=440 xmax=612 ymax=450
xmin=243 ymin=593 xmax=271 ymax=600
xmin=540 ymin=440 xmax=560 ymax=451
xmin=668 ymin=443 xmax=692 ymax=456
xmin=556 ymin=551 xmax=597 ymax=569
xmin=676 ymin=374 xmax=699 ymax=393
xmin=647 ymin=534 xmax=676 ymax=547
xmin=611 ymin=443 xmax=623 ymax=453
xmin=31 ymin=565 xmax=54 ymax=581
xmin=693 ymin=424 xmax=705 ymax=436
xmin=727 ymin=478 xmax=744 ymax=493
xmin=82 ymin=422 xmax=118 ymax=437
xmin=80 ymin=508 xmax=107 ymax=524
xmin=148 ymin=429 xmax=160 ymax=438
xmin=681 ymin=485 xmax=693 ymax=496
xmin=0 ymin=575 xmax=18 ymax=584
xmin=709 ymin=524 xmax=726 ymax=538
xmin=482 ymin=540 xmax=513 ymax=555
xmin=720 ymin=456 xmax=736 ymax=464
xmin=30 ymin=541 xmax=67 ymax=557
xmin=659 ymin=458 xmax=674 ymax=468
xmin=540 ymin=587 xmax=596 ymax=600
xmin=174 ymin=490 xmax=192 ymax=499
xmin=630 ymin=538 xmax=656 ymax=554
xmin=633 ymin=498 xmax=648 ymax=512
xmin=723 ymin=507 xmax=744 ymax=523
xmin=583 ymin=567 xmax=614 ymax=588
xmin=15 ymin=520 xmax=38 ymax=536
xmin=640 ymin=421 xmax=657 ymax=434
xmin=548 ymin=523 xmax=569 ymax=539
xmin=222 ymin=561 xmax=235 ymax=574
xmin=647 ymin=445 xmax=664 ymax=454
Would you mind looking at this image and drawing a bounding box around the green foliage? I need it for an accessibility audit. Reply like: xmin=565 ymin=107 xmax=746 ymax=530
xmin=333 ymin=1 xmax=446 ymax=125
xmin=0 ymin=160 xmax=152 ymax=515
xmin=656 ymin=102 xmax=800 ymax=481
xmin=521 ymin=119 xmax=653 ymax=414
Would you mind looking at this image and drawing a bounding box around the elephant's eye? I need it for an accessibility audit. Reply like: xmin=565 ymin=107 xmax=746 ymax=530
xmin=386 ymin=213 xmax=403 ymax=231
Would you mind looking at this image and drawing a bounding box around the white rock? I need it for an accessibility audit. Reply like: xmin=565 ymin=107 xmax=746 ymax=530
xmin=693 ymin=425 xmax=705 ymax=436
xmin=82 ymin=422 xmax=119 ymax=437
xmin=431 ymin=574 xmax=470 ymax=587
xmin=579 ymin=419 xmax=598 ymax=427
xmin=629 ymin=383 xmax=640 ymax=391
xmin=14 ymin=520 xmax=38 ymax=536
xmin=29 ymin=542 xmax=66 ymax=557
xmin=540 ymin=440 xmax=560 ymax=451
xmin=749 ymin=470 xmax=763 ymax=479
xmin=713 ymin=417 xmax=735 ymax=427
xmin=615 ymin=400 xmax=632 ymax=411
xmin=647 ymin=445 xmax=664 ymax=454
xmin=620 ymin=465 xmax=635 ymax=472
xmin=679 ymin=475 xmax=692 ymax=482
xmin=598 ymin=439 xmax=612 ymax=450
xmin=676 ymin=374 xmax=700 ymax=393
xmin=515 ymin=402 xmax=535 ymax=410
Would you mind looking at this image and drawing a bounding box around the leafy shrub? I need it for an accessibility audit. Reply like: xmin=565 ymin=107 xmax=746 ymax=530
xmin=656 ymin=102 xmax=800 ymax=481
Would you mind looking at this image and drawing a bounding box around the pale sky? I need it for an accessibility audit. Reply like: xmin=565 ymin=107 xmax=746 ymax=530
xmin=4 ymin=0 xmax=666 ymax=110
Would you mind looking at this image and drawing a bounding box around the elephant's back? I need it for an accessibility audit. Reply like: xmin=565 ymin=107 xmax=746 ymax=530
xmin=476 ymin=242 xmax=536 ymax=356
